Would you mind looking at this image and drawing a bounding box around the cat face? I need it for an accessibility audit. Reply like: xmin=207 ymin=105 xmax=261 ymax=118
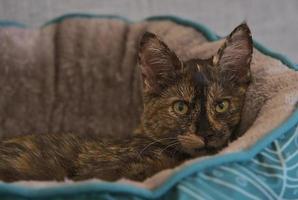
xmin=138 ymin=24 xmax=252 ymax=156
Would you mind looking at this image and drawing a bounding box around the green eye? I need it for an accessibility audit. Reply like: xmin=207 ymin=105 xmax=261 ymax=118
xmin=173 ymin=101 xmax=189 ymax=115
xmin=215 ymin=100 xmax=230 ymax=113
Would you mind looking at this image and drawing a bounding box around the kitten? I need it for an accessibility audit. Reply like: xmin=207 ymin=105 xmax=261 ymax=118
xmin=0 ymin=23 xmax=252 ymax=182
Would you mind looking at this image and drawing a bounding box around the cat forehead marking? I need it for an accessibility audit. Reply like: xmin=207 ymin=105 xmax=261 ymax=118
xmin=208 ymin=83 xmax=224 ymax=99
xmin=176 ymin=81 xmax=196 ymax=101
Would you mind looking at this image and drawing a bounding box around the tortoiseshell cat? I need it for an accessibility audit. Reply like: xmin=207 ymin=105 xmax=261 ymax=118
xmin=0 ymin=23 xmax=252 ymax=182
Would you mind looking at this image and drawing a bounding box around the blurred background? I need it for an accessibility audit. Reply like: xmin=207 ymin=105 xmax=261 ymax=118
xmin=0 ymin=0 xmax=297 ymax=62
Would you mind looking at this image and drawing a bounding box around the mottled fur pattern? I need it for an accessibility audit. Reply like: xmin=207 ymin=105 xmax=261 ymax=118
xmin=0 ymin=133 xmax=187 ymax=181
xmin=0 ymin=23 xmax=252 ymax=182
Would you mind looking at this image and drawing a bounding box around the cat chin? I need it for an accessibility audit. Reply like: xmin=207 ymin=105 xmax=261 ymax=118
xmin=206 ymin=137 xmax=230 ymax=149
xmin=181 ymin=142 xmax=226 ymax=157
xmin=182 ymin=148 xmax=209 ymax=157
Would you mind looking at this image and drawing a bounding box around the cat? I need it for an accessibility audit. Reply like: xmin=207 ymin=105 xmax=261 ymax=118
xmin=0 ymin=23 xmax=252 ymax=182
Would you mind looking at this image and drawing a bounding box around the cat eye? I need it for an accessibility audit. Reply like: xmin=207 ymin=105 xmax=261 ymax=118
xmin=173 ymin=101 xmax=189 ymax=115
xmin=215 ymin=100 xmax=230 ymax=113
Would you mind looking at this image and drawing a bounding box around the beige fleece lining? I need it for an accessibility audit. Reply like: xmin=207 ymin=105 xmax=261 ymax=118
xmin=0 ymin=18 xmax=297 ymax=189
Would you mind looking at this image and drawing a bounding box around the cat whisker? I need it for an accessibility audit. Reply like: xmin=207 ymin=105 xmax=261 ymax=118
xmin=138 ymin=137 xmax=177 ymax=157
xmin=159 ymin=142 xmax=180 ymax=155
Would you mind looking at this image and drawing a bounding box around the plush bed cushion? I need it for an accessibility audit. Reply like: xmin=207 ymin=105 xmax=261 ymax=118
xmin=0 ymin=14 xmax=297 ymax=200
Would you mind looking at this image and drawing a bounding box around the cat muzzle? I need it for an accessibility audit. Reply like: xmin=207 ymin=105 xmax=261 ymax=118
xmin=177 ymin=133 xmax=205 ymax=154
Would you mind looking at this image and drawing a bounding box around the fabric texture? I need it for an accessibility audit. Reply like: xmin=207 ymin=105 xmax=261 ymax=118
xmin=0 ymin=14 xmax=297 ymax=200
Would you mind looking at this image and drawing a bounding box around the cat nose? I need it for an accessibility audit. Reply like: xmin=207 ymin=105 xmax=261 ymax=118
xmin=196 ymin=131 xmax=211 ymax=138
xmin=191 ymin=133 xmax=205 ymax=147
xmin=179 ymin=133 xmax=205 ymax=148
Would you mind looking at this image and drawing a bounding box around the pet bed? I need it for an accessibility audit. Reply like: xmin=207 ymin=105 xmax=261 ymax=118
xmin=0 ymin=14 xmax=297 ymax=200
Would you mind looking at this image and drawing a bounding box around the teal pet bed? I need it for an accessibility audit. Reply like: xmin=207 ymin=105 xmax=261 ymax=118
xmin=0 ymin=14 xmax=297 ymax=200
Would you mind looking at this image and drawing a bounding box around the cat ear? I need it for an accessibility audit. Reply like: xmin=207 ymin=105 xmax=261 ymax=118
xmin=138 ymin=32 xmax=182 ymax=93
xmin=213 ymin=23 xmax=253 ymax=84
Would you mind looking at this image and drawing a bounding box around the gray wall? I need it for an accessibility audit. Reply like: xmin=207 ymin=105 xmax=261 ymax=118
xmin=0 ymin=0 xmax=297 ymax=62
